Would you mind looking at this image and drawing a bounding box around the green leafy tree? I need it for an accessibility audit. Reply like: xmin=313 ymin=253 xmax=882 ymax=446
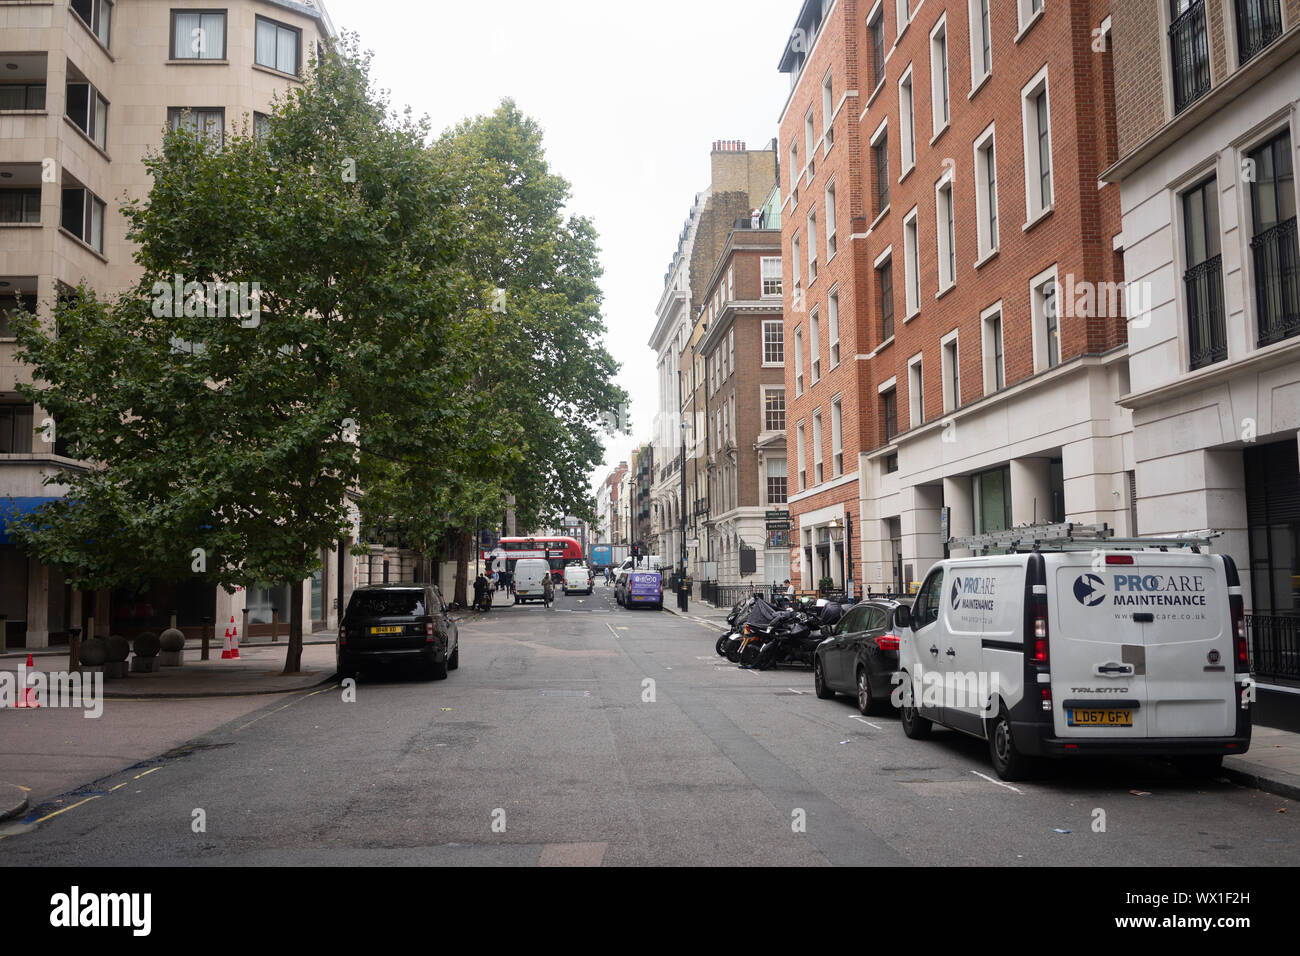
xmin=12 ymin=36 xmax=466 ymax=672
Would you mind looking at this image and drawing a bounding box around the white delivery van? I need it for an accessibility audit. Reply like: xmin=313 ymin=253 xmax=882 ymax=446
xmin=894 ymin=525 xmax=1252 ymax=781
xmin=563 ymin=565 xmax=592 ymax=595
xmin=617 ymin=554 xmax=663 ymax=573
xmin=513 ymin=558 xmax=554 ymax=606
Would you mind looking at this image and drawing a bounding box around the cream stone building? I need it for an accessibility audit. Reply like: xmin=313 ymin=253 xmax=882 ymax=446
xmin=0 ymin=0 xmax=343 ymax=647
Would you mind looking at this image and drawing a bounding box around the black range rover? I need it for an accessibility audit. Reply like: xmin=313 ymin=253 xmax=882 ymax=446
xmin=337 ymin=585 xmax=460 ymax=680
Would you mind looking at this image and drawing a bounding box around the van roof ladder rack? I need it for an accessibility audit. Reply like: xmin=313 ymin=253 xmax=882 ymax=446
xmin=947 ymin=522 xmax=1221 ymax=555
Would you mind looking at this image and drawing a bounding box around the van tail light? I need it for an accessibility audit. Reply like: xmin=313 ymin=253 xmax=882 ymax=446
xmin=1040 ymin=687 xmax=1053 ymax=712
xmin=1231 ymin=595 xmax=1248 ymax=672
xmin=1032 ymin=595 xmax=1049 ymax=665
xmin=1105 ymin=554 xmax=1134 ymax=565
xmin=875 ymin=635 xmax=900 ymax=652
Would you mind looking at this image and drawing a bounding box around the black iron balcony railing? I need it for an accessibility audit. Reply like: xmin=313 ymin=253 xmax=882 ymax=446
xmin=1185 ymin=254 xmax=1227 ymax=369
xmin=1252 ymin=217 xmax=1300 ymax=347
xmin=1236 ymin=0 xmax=1283 ymax=65
xmin=1248 ymin=613 xmax=1300 ymax=682
xmin=1170 ymin=0 xmax=1211 ymax=114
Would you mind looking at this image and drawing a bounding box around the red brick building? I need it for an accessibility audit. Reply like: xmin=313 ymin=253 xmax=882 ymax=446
xmin=779 ymin=0 xmax=1131 ymax=595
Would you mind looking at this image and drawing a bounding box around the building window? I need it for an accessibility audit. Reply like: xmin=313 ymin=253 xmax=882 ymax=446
xmin=763 ymin=319 xmax=785 ymax=364
xmin=1031 ymin=269 xmax=1061 ymax=370
xmin=813 ymin=410 xmax=824 ymax=484
xmin=761 ymin=257 xmax=783 ymax=297
xmin=982 ymin=306 xmax=1005 ymax=393
xmin=825 ymin=181 xmax=837 ymax=258
xmin=903 ymin=209 xmax=920 ymax=316
xmin=936 ymin=176 xmax=956 ymax=290
xmin=789 ymin=140 xmax=799 ymax=206
xmin=1022 ymin=71 xmax=1054 ymax=221
xmin=728 ymin=326 xmax=735 ymax=371
xmin=1018 ymin=0 xmax=1045 ymax=32
xmin=168 ymin=107 xmax=225 ymax=148
xmin=0 ymin=292 xmax=38 ymax=337
xmin=974 ymin=127 xmax=998 ymax=258
xmin=822 ymin=71 xmax=834 ymax=150
xmin=764 ymin=388 xmax=786 ymax=432
xmin=881 ymin=387 xmax=898 ymax=442
xmin=171 ymin=9 xmax=226 ymax=60
xmin=810 ymin=308 xmax=821 ymax=383
xmin=941 ymin=334 xmax=959 ymax=412
xmin=0 ymin=189 xmax=41 ymax=225
xmin=792 ymin=234 xmax=802 ymax=305
xmin=807 ymin=210 xmax=818 ymax=282
xmin=872 ymin=129 xmax=890 ymax=216
xmin=878 ymin=258 xmax=894 ymax=340
xmin=908 ymin=357 xmax=923 ymax=427
xmin=972 ymin=465 xmax=1011 ymax=534
xmin=831 ymin=397 xmax=843 ymax=477
xmin=71 ymin=0 xmax=112 ymax=48
xmin=1182 ymin=176 xmax=1226 ymax=369
xmin=65 ymin=81 xmax=108 ymax=150
xmin=767 ymin=458 xmax=788 ymax=505
xmin=1236 ymin=0 xmax=1283 ymax=65
xmin=256 ymin=15 xmax=301 ymax=76
xmin=828 ymin=288 xmax=840 ymax=367
xmin=930 ymin=16 xmax=950 ymax=135
xmin=897 ymin=0 xmax=912 ymax=35
xmin=61 ymin=184 xmax=105 ymax=254
xmin=805 ymin=108 xmax=817 ymax=180
xmin=899 ymin=70 xmax=916 ymax=174
xmin=885 ymin=453 xmax=899 ymax=474
xmin=969 ymin=0 xmax=992 ymax=84
xmin=0 ymin=403 xmax=35 ymax=454
xmin=869 ymin=7 xmax=886 ymax=90
xmin=1248 ymin=131 xmax=1298 ymax=347
xmin=1169 ymin=0 xmax=1210 ymax=114
xmin=794 ymin=327 xmax=804 ymax=395
xmin=797 ymin=423 xmax=807 ymax=490
xmin=254 ymin=111 xmax=270 ymax=140
xmin=0 ymin=84 xmax=46 ymax=110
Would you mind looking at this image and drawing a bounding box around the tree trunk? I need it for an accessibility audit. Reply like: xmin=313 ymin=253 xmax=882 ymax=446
xmin=282 ymin=578 xmax=305 ymax=674
xmin=454 ymin=530 xmax=469 ymax=606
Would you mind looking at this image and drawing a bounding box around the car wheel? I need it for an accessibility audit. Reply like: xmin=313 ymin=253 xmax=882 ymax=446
xmin=1171 ymin=754 xmax=1223 ymax=778
xmin=448 ymin=645 xmax=459 ymax=671
xmin=428 ymin=659 xmax=449 ymax=681
xmin=813 ymin=657 xmax=835 ymax=699
xmin=900 ymin=675 xmax=933 ymax=740
xmin=988 ymin=706 xmax=1033 ymax=781
xmin=856 ymin=667 xmax=881 ymax=716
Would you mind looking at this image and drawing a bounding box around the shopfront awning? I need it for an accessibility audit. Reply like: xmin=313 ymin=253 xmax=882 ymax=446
xmin=0 ymin=497 xmax=61 ymax=546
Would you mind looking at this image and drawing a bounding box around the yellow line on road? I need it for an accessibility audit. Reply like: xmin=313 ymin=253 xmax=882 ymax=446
xmin=32 ymin=794 xmax=100 ymax=824
xmin=235 ymin=685 xmax=333 ymax=732
xmin=14 ymin=785 xmax=30 ymax=792
xmin=133 ymin=767 xmax=160 ymax=780
xmin=109 ymin=783 xmax=127 ymax=792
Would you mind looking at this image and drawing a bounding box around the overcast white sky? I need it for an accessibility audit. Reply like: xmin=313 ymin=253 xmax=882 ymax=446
xmin=323 ymin=0 xmax=796 ymax=496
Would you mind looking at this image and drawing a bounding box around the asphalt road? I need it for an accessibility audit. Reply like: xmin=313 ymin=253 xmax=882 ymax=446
xmin=1 ymin=582 xmax=1295 ymax=865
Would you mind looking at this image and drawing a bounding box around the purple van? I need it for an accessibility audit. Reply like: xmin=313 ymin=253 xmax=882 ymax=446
xmin=625 ymin=570 xmax=664 ymax=610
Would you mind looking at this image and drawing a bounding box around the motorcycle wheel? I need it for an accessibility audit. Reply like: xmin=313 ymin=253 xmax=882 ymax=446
xmin=715 ymin=633 xmax=731 ymax=657
xmin=755 ymin=642 xmax=778 ymax=671
xmin=739 ymin=642 xmax=761 ymax=667
xmin=725 ymin=639 xmax=744 ymax=664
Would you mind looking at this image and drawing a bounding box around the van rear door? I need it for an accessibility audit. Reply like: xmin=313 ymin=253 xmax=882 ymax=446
xmin=1049 ymin=552 xmax=1233 ymax=739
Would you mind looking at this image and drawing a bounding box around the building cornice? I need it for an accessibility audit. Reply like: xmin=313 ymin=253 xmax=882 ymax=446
xmin=1118 ymin=336 xmax=1300 ymax=410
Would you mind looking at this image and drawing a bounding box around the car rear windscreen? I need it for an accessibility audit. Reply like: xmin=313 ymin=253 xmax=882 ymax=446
xmin=348 ymin=591 xmax=427 ymax=617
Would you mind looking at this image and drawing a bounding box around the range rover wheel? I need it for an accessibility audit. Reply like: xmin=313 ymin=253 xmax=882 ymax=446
xmin=988 ymin=706 xmax=1032 ymax=781
xmin=900 ymin=675 xmax=933 ymax=739
xmin=448 ymin=645 xmax=459 ymax=671
xmin=813 ymin=657 xmax=835 ymax=699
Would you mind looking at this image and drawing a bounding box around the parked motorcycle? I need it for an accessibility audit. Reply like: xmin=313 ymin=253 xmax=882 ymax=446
xmin=752 ymin=602 xmax=844 ymax=671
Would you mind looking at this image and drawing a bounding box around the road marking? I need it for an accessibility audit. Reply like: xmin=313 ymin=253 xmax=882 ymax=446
xmin=14 ymin=785 xmax=30 ymax=792
xmin=605 ymin=624 xmax=619 ymax=639
xmin=109 ymin=783 xmax=128 ymax=792
xmin=31 ymin=794 xmax=101 ymax=825
xmin=133 ymin=768 xmax=160 ymax=780
xmin=236 ymin=686 xmax=332 ymax=732
xmin=970 ymin=770 xmax=1024 ymax=794
xmin=788 ymin=687 xmax=806 ymax=695
xmin=850 ymin=716 xmax=883 ymax=730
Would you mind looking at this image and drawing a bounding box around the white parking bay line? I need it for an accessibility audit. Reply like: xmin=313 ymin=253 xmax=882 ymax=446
xmin=849 ymin=716 xmax=883 ymax=730
xmin=970 ymin=770 xmax=1024 ymax=794
xmin=787 ymin=687 xmax=806 ymax=695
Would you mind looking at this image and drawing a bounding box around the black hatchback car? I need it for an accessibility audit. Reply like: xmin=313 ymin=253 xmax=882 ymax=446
xmin=813 ymin=598 xmax=912 ymax=715
xmin=337 ymin=585 xmax=459 ymax=680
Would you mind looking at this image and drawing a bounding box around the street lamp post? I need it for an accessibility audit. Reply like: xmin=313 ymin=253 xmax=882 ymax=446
xmin=679 ymin=420 xmax=688 ymax=612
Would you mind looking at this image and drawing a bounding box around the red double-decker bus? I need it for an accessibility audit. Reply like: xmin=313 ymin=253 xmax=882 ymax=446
xmin=484 ymin=536 xmax=585 ymax=582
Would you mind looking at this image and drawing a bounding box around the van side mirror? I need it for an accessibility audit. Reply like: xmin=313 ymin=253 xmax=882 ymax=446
xmin=894 ymin=605 xmax=911 ymax=630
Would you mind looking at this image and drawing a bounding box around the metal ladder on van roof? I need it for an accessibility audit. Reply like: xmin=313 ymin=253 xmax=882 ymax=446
xmin=947 ymin=522 xmax=1221 ymax=555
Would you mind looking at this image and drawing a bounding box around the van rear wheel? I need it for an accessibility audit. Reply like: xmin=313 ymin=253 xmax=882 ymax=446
xmin=988 ymin=708 xmax=1033 ymax=781
xmin=899 ymin=674 xmax=932 ymax=739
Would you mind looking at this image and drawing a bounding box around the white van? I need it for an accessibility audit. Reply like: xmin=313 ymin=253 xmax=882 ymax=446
xmin=895 ymin=530 xmax=1252 ymax=780
xmin=513 ymin=558 xmax=554 ymax=606
xmin=617 ymin=554 xmax=663 ymax=573
xmin=563 ymin=565 xmax=592 ymax=596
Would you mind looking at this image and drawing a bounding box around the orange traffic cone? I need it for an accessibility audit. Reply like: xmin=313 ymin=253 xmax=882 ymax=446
xmin=222 ymin=615 xmax=241 ymax=660
xmin=16 ymin=654 xmax=39 ymax=708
